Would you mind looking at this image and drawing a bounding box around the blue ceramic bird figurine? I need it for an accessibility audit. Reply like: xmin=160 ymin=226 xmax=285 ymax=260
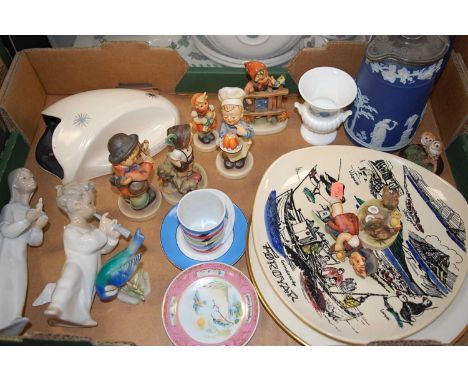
xmin=96 ymin=228 xmax=145 ymax=301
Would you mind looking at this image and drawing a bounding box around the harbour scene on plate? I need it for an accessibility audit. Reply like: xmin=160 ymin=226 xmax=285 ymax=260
xmin=259 ymin=153 xmax=466 ymax=343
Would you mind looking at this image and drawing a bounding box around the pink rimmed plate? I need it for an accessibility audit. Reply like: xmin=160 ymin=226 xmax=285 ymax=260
xmin=162 ymin=262 xmax=259 ymax=345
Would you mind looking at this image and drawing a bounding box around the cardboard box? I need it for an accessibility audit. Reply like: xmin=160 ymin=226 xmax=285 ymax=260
xmin=0 ymin=53 xmax=30 ymax=207
xmin=0 ymin=56 xmax=7 ymax=85
xmin=0 ymin=41 xmax=466 ymax=345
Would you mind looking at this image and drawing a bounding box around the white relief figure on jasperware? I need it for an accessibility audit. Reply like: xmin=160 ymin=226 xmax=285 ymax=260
xmin=370 ymin=119 xmax=398 ymax=148
xmin=348 ymin=88 xmax=378 ymax=136
xmin=370 ymin=62 xmax=398 ymax=83
xmin=368 ymin=59 xmax=443 ymax=84
xmin=396 ymin=114 xmax=419 ymax=147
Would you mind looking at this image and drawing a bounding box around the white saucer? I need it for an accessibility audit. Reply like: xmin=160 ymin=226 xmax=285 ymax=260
xmin=192 ymin=36 xmax=301 ymax=68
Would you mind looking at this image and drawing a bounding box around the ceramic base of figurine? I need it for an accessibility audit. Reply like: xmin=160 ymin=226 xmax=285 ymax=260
xmin=0 ymin=316 xmax=30 ymax=336
xmin=161 ymin=163 xmax=208 ymax=205
xmin=215 ymin=152 xmax=254 ymax=180
xmin=250 ymin=117 xmax=288 ymax=135
xmin=45 ymin=312 xmax=98 ymax=328
xmin=357 ymin=200 xmax=400 ymax=250
xmin=300 ymin=124 xmax=337 ymax=146
xmin=118 ymin=186 xmax=162 ymax=222
xmin=399 ymin=144 xmax=444 ymax=175
xmin=117 ymin=269 xmax=151 ymax=305
xmin=193 ymin=131 xmax=219 ymax=153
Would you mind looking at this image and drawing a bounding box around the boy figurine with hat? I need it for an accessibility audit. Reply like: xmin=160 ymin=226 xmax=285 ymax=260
xmin=108 ymin=133 xmax=160 ymax=220
xmin=157 ymin=124 xmax=208 ymax=204
xmin=216 ymin=87 xmax=255 ymax=179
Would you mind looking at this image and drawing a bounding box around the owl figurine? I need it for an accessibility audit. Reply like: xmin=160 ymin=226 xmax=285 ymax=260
xmin=421 ymin=132 xmax=443 ymax=173
xmin=400 ymin=131 xmax=444 ymax=175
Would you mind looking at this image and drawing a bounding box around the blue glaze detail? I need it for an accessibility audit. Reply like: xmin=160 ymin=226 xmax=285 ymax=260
xmin=96 ymin=228 xmax=145 ymax=301
xmin=264 ymin=190 xmax=285 ymax=256
xmin=406 ymin=240 xmax=449 ymax=295
xmin=382 ymin=247 xmax=424 ymax=296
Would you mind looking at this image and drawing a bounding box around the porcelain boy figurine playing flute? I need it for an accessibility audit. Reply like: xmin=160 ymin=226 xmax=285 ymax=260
xmin=35 ymin=181 xmax=121 ymax=327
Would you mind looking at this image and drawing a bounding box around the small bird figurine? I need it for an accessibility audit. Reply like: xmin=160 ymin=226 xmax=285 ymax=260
xmin=96 ymin=228 xmax=145 ymax=301
xmin=389 ymin=209 xmax=402 ymax=231
xmin=274 ymin=74 xmax=286 ymax=88
xmin=421 ymin=132 xmax=443 ymax=173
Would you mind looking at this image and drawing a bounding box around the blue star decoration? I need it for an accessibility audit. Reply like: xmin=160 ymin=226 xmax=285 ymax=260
xmin=73 ymin=113 xmax=91 ymax=127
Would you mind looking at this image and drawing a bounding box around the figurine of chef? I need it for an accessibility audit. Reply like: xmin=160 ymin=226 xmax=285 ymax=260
xmin=36 ymin=181 xmax=121 ymax=327
xmin=216 ymin=87 xmax=255 ymax=179
xmin=0 ymin=168 xmax=48 ymax=336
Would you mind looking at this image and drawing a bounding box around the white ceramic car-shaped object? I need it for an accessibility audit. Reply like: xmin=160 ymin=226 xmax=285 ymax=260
xmin=37 ymin=88 xmax=180 ymax=183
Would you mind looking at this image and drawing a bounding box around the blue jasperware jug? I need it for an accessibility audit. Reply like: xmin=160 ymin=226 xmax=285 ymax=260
xmin=345 ymin=36 xmax=450 ymax=151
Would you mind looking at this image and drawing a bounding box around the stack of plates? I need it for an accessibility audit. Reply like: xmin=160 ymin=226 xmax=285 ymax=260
xmin=247 ymin=146 xmax=468 ymax=345
xmin=192 ymin=35 xmax=303 ymax=68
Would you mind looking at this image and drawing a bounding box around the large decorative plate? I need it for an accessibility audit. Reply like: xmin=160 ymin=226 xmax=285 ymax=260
xmin=162 ymin=262 xmax=259 ymax=345
xmin=247 ymin=228 xmax=468 ymax=345
xmin=251 ymin=146 xmax=467 ymax=344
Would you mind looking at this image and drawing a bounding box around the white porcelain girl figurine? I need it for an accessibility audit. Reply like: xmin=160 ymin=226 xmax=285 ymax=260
xmin=0 ymin=168 xmax=48 ymax=336
xmin=39 ymin=181 xmax=120 ymax=327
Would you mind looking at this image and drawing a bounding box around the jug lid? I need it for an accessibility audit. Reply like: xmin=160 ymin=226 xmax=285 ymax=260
xmin=366 ymin=36 xmax=450 ymax=65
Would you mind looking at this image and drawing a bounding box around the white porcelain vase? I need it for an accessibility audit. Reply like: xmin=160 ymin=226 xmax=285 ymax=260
xmin=295 ymin=67 xmax=357 ymax=145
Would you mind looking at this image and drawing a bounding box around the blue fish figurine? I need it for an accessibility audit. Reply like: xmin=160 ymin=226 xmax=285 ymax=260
xmin=96 ymin=228 xmax=145 ymax=301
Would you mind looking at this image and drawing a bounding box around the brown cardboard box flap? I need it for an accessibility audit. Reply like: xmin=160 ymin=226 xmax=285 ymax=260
xmin=25 ymin=42 xmax=188 ymax=95
xmin=0 ymin=42 xmax=188 ymax=143
xmin=0 ymin=52 xmax=47 ymax=142
xmin=288 ymin=41 xmax=367 ymax=83
xmin=454 ymin=35 xmax=468 ymax=66
xmin=0 ymin=57 xmax=7 ymax=86
xmin=431 ymin=53 xmax=468 ymax=146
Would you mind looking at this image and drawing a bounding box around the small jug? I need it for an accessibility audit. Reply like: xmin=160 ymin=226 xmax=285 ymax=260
xmin=345 ymin=36 xmax=450 ymax=151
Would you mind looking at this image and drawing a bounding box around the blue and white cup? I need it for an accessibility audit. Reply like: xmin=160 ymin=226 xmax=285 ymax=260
xmin=177 ymin=189 xmax=235 ymax=254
